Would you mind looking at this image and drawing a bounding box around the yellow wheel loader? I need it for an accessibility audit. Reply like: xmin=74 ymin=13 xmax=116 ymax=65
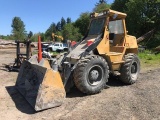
xmin=15 ymin=9 xmax=140 ymax=111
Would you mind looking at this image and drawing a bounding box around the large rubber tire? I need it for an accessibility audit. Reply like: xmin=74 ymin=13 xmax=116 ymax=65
xmin=119 ymin=53 xmax=140 ymax=84
xmin=73 ymin=55 xmax=109 ymax=94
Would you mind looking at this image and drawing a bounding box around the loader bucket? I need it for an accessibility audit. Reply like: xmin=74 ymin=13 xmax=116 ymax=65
xmin=15 ymin=56 xmax=66 ymax=111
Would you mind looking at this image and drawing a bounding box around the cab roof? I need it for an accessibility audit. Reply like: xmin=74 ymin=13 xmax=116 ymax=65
xmin=90 ymin=9 xmax=127 ymax=20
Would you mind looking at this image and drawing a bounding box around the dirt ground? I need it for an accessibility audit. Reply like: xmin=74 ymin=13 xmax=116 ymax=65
xmin=0 ymin=48 xmax=160 ymax=120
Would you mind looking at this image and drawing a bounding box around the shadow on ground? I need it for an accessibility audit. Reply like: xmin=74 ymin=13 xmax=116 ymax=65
xmin=66 ymin=87 xmax=86 ymax=98
xmin=5 ymin=76 xmax=125 ymax=114
xmin=107 ymin=75 xmax=125 ymax=87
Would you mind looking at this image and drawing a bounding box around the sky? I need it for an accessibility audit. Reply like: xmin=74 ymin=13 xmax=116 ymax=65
xmin=0 ymin=0 xmax=113 ymax=36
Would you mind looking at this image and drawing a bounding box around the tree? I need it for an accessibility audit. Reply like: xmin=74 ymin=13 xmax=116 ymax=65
xmin=62 ymin=23 xmax=82 ymax=41
xmin=111 ymin=0 xmax=160 ymax=48
xmin=28 ymin=31 xmax=33 ymax=39
xmin=11 ymin=17 xmax=27 ymax=40
xmin=30 ymin=32 xmax=45 ymax=42
xmin=55 ymin=31 xmax=63 ymax=41
xmin=125 ymin=0 xmax=160 ymax=37
xmin=0 ymin=34 xmax=14 ymax=40
xmin=61 ymin=17 xmax=66 ymax=29
xmin=56 ymin=22 xmax=61 ymax=31
xmin=45 ymin=22 xmax=57 ymax=40
xmin=74 ymin=12 xmax=90 ymax=36
xmin=40 ymin=33 xmax=45 ymax=42
xmin=67 ymin=17 xmax=71 ymax=24
xmin=93 ymin=2 xmax=110 ymax=12
xmin=111 ymin=0 xmax=129 ymax=12
xmin=31 ymin=33 xmax=39 ymax=42
xmin=96 ymin=0 xmax=107 ymax=6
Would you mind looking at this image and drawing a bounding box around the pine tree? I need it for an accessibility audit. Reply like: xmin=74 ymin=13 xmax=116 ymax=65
xmin=61 ymin=17 xmax=66 ymax=29
xmin=93 ymin=0 xmax=110 ymax=12
xmin=67 ymin=17 xmax=71 ymax=24
xmin=96 ymin=0 xmax=107 ymax=6
xmin=28 ymin=31 xmax=33 ymax=39
xmin=56 ymin=22 xmax=61 ymax=31
xmin=45 ymin=22 xmax=57 ymax=40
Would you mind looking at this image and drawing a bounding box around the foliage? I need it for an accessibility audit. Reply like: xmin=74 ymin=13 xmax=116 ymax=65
xmin=125 ymin=0 xmax=160 ymax=37
xmin=127 ymin=0 xmax=160 ymax=48
xmin=40 ymin=33 xmax=45 ymax=42
xmin=11 ymin=17 xmax=27 ymax=40
xmin=62 ymin=23 xmax=82 ymax=41
xmin=30 ymin=32 xmax=44 ymax=42
xmin=111 ymin=0 xmax=129 ymax=12
xmin=111 ymin=0 xmax=160 ymax=48
xmin=32 ymin=34 xmax=38 ymax=42
xmin=31 ymin=33 xmax=39 ymax=42
xmin=50 ymin=51 xmax=59 ymax=56
xmin=145 ymin=32 xmax=160 ymax=48
xmin=0 ymin=34 xmax=14 ymax=40
xmin=55 ymin=31 xmax=63 ymax=42
xmin=28 ymin=31 xmax=33 ymax=39
xmin=56 ymin=22 xmax=61 ymax=31
xmin=138 ymin=50 xmax=160 ymax=67
xmin=61 ymin=17 xmax=66 ymax=29
xmin=66 ymin=17 xmax=71 ymax=24
xmin=93 ymin=3 xmax=110 ymax=12
xmin=45 ymin=22 xmax=57 ymax=40
xmin=96 ymin=0 xmax=107 ymax=6
xmin=93 ymin=0 xmax=111 ymax=13
xmin=45 ymin=17 xmax=73 ymax=41
xmin=74 ymin=12 xmax=90 ymax=36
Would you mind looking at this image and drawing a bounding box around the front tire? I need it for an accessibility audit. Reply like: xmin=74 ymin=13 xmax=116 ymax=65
xmin=119 ymin=53 xmax=140 ymax=84
xmin=73 ymin=55 xmax=109 ymax=94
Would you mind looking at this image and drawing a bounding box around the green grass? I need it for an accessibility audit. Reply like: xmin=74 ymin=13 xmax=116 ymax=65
xmin=50 ymin=51 xmax=59 ymax=56
xmin=138 ymin=50 xmax=160 ymax=68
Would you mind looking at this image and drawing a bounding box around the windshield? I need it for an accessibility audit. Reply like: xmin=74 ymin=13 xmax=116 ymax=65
xmin=54 ymin=44 xmax=59 ymax=46
xmin=88 ymin=18 xmax=106 ymax=35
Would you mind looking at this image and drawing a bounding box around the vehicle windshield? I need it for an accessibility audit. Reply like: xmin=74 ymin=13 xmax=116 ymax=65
xmin=88 ymin=17 xmax=106 ymax=35
xmin=54 ymin=44 xmax=59 ymax=46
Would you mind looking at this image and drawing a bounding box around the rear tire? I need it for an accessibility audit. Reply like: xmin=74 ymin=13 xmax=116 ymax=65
xmin=73 ymin=55 xmax=109 ymax=94
xmin=119 ymin=53 xmax=140 ymax=84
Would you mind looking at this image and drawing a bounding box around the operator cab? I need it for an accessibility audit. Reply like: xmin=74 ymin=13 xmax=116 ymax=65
xmin=66 ymin=9 xmax=127 ymax=64
xmin=89 ymin=9 xmax=127 ymax=46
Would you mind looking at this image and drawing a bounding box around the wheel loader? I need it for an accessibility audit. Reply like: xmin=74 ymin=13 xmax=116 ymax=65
xmin=15 ymin=9 xmax=140 ymax=111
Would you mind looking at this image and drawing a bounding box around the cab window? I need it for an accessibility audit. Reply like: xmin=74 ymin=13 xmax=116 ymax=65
xmin=109 ymin=20 xmax=124 ymax=34
xmin=88 ymin=18 xmax=106 ymax=35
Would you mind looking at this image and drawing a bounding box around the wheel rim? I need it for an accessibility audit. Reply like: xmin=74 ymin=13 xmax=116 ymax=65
xmin=130 ymin=61 xmax=138 ymax=80
xmin=87 ymin=65 xmax=104 ymax=86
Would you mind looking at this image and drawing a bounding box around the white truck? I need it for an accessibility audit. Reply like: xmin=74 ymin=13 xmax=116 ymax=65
xmin=47 ymin=42 xmax=68 ymax=52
